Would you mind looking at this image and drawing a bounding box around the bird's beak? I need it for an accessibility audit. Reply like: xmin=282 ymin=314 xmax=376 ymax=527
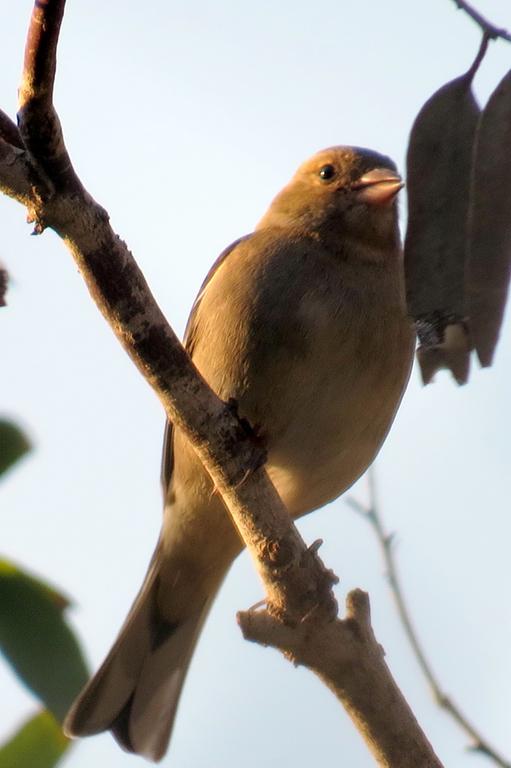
xmin=352 ymin=168 xmax=404 ymax=206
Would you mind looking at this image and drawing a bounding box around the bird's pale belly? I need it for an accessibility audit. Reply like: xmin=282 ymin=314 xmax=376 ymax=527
xmin=265 ymin=355 xmax=408 ymax=517
xmin=267 ymin=428 xmax=387 ymax=519
xmin=228 ymin=300 xmax=412 ymax=519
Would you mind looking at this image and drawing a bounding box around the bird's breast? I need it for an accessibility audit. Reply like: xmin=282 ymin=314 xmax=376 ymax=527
xmin=191 ymin=238 xmax=414 ymax=518
xmin=261 ymin=291 xmax=413 ymax=516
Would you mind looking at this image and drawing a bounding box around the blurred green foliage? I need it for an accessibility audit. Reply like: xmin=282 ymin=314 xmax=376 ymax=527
xmin=0 ymin=419 xmax=89 ymax=766
xmin=0 ymin=712 xmax=68 ymax=768
xmin=0 ymin=559 xmax=89 ymax=721
xmin=0 ymin=420 xmax=30 ymax=478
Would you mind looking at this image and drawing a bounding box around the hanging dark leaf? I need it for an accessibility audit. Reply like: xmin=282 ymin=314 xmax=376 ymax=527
xmin=404 ymin=72 xmax=480 ymax=384
xmin=466 ymin=69 xmax=511 ymax=366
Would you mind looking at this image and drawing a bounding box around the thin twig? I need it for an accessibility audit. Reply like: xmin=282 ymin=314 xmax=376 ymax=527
xmin=451 ymin=0 xmax=511 ymax=43
xmin=465 ymin=32 xmax=490 ymax=81
xmin=347 ymin=469 xmax=511 ymax=768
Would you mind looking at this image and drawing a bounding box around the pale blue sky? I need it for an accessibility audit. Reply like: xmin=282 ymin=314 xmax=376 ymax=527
xmin=1 ymin=1 xmax=510 ymax=766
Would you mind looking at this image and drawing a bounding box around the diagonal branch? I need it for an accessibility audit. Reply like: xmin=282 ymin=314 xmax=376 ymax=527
xmin=450 ymin=0 xmax=511 ymax=43
xmin=348 ymin=471 xmax=511 ymax=768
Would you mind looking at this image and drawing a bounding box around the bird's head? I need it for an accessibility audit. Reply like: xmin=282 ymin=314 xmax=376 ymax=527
xmin=257 ymin=146 xmax=403 ymax=253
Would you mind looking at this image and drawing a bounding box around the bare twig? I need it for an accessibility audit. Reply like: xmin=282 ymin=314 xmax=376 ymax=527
xmin=465 ymin=32 xmax=490 ymax=81
xmin=348 ymin=470 xmax=511 ymax=768
xmin=450 ymin=0 xmax=511 ymax=43
xmin=0 ymin=2 xmax=447 ymax=765
xmin=239 ymin=589 xmax=442 ymax=768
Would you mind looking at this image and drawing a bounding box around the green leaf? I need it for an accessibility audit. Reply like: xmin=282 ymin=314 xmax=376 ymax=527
xmin=0 ymin=711 xmax=69 ymax=768
xmin=0 ymin=560 xmax=71 ymax=612
xmin=0 ymin=420 xmax=31 ymax=478
xmin=0 ymin=560 xmax=89 ymax=721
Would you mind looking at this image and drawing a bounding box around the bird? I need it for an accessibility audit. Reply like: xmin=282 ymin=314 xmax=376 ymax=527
xmin=64 ymin=145 xmax=415 ymax=761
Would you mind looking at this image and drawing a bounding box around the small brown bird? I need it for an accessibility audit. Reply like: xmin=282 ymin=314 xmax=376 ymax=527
xmin=64 ymin=146 xmax=415 ymax=761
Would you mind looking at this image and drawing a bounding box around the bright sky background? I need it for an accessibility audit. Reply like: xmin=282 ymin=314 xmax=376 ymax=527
xmin=1 ymin=1 xmax=510 ymax=767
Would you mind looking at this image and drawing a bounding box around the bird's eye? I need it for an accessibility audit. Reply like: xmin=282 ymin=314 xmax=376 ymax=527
xmin=318 ymin=164 xmax=336 ymax=181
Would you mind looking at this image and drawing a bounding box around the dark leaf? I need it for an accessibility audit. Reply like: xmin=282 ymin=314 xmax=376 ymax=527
xmin=405 ymin=73 xmax=480 ymax=384
xmin=466 ymin=69 xmax=511 ymax=366
xmin=0 ymin=559 xmax=89 ymax=721
xmin=0 ymin=711 xmax=69 ymax=768
xmin=0 ymin=420 xmax=31 ymax=478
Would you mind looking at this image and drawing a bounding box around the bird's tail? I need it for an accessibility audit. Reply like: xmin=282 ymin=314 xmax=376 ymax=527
xmin=64 ymin=543 xmax=217 ymax=762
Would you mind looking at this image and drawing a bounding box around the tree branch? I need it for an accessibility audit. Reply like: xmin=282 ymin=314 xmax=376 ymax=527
xmin=0 ymin=109 xmax=23 ymax=149
xmin=0 ymin=1 xmax=445 ymax=765
xmin=18 ymin=0 xmax=81 ymax=193
xmin=0 ymin=138 xmax=36 ymax=206
xmin=348 ymin=471 xmax=511 ymax=768
xmin=239 ymin=590 xmax=441 ymax=768
xmin=450 ymin=0 xmax=511 ymax=43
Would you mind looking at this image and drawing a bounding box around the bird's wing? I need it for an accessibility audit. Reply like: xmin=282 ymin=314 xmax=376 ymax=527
xmin=160 ymin=234 xmax=252 ymax=499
